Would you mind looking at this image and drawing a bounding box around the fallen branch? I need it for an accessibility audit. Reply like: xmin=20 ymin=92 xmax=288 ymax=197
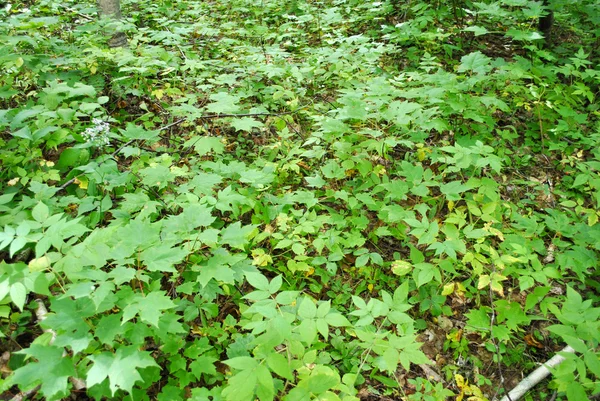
xmin=498 ymin=345 xmax=576 ymax=401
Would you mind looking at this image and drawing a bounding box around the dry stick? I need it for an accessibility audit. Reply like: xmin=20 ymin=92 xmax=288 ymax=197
xmin=498 ymin=345 xmax=576 ymax=401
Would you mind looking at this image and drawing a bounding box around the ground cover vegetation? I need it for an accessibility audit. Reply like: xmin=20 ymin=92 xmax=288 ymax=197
xmin=0 ymin=0 xmax=599 ymax=399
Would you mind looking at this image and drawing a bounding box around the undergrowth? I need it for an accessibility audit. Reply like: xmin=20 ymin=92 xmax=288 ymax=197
xmin=1 ymin=0 xmax=600 ymax=400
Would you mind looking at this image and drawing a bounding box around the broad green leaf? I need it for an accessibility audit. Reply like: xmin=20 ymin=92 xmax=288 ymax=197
xmin=87 ymin=346 xmax=158 ymax=395
xmin=224 ymin=356 xmax=258 ymax=370
xmin=140 ymin=244 xmax=187 ymax=272
xmin=566 ymin=381 xmax=588 ymax=401
xmin=374 ymin=347 xmax=399 ymax=374
xmin=298 ymin=319 xmax=317 ymax=344
xmin=32 ymin=202 xmax=50 ymax=222
xmin=324 ymin=313 xmax=351 ymax=327
xmin=188 ymin=136 xmax=225 ymax=156
xmin=119 ymin=122 xmax=160 ymax=141
xmin=206 ymin=92 xmax=241 ymax=114
xmin=440 ymin=181 xmax=471 ymax=201
xmin=122 ymin=291 xmax=175 ymax=327
xmin=266 ymin=351 xmax=293 ymax=380
xmin=222 ymin=368 xmax=257 ymax=401
xmin=255 ymin=364 xmax=274 ymax=401
xmin=303 ymin=366 xmax=340 ymax=394
xmin=190 ymin=355 xmax=218 ymax=379
xmin=298 ymin=297 xmax=317 ymax=319
xmin=458 ymin=51 xmax=492 ymax=75
xmin=220 ymin=222 xmax=257 ymax=250
xmin=230 ymin=117 xmax=264 ymax=132
xmin=12 ymin=345 xmax=75 ymax=400
xmin=245 ymin=272 xmax=270 ymax=291
xmin=463 ymin=25 xmax=489 ymax=36
xmin=9 ymin=282 xmax=26 ymax=311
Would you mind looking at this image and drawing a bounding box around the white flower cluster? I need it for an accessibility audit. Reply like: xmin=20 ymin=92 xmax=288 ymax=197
xmin=82 ymin=118 xmax=110 ymax=146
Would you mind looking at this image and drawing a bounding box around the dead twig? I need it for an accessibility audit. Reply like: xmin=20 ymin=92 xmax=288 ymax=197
xmin=497 ymin=346 xmax=576 ymax=401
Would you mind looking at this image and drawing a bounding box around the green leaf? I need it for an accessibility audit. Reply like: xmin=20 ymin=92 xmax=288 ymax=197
xmin=196 ymin=250 xmax=237 ymax=287
xmin=120 ymin=123 xmax=160 ymax=142
xmin=303 ymin=366 xmax=340 ymax=394
xmin=140 ymin=244 xmax=187 ymax=272
xmin=32 ymin=202 xmax=50 ymax=222
xmin=189 ymin=136 xmax=225 ymax=156
xmin=222 ymin=368 xmax=257 ymax=401
xmin=440 ymin=180 xmax=471 ymax=200
xmin=267 ymin=351 xmax=293 ymax=380
xmin=255 ymin=364 xmax=274 ymax=401
xmin=221 ymin=222 xmax=257 ymax=250
xmin=463 ymin=25 xmax=489 ymax=36
xmin=285 ymin=386 xmax=311 ymax=401
xmin=324 ymin=312 xmax=350 ymax=327
xmin=9 ymin=282 xmax=27 ymax=311
xmin=12 ymin=345 xmax=75 ymax=400
xmin=86 ymin=346 xmax=159 ymax=396
xmin=391 ymin=260 xmax=412 ymax=276
xmin=458 ymin=51 xmax=492 ymax=75
xmin=189 ymin=355 xmax=218 ymax=379
xmin=122 ymin=291 xmax=175 ymax=327
xmin=183 ymin=203 xmax=216 ymax=227
xmin=298 ymin=297 xmax=317 ymax=319
xmin=268 ymin=275 xmax=282 ymax=294
xmin=239 ymin=167 xmax=275 ymax=187
xmin=566 ymin=381 xmax=588 ymax=401
xmin=95 ymin=314 xmax=125 ymax=345
xmin=298 ymin=319 xmax=317 ymax=344
xmin=230 ymin=117 xmax=264 ymax=132
xmin=139 ymin=165 xmax=175 ymax=188
xmin=206 ymin=92 xmax=242 ymax=114
xmin=246 ymin=272 xmax=270 ymax=291
xmin=374 ymin=347 xmax=400 ymax=374
xmin=225 ymin=356 xmax=259 ymax=370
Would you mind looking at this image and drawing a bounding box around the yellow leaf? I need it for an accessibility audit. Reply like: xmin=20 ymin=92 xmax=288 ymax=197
xmin=588 ymin=212 xmax=598 ymax=226
xmin=74 ymin=177 xmax=88 ymax=189
xmin=490 ymin=274 xmax=506 ymax=297
xmin=455 ymin=374 xmax=466 ymax=389
xmin=477 ymin=275 xmax=490 ymax=290
xmin=391 ymin=260 xmax=412 ymax=276
xmin=442 ymin=282 xmax=455 ymax=296
xmin=448 ymin=200 xmax=455 ymax=211
xmin=374 ymin=165 xmax=386 ymax=176
xmin=251 ymin=249 xmax=272 ymax=267
xmin=152 ymin=89 xmax=164 ymax=100
xmin=16 ymin=57 xmax=24 ymax=68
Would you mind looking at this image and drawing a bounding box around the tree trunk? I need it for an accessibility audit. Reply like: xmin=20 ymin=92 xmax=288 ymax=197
xmin=97 ymin=0 xmax=127 ymax=48
xmin=539 ymin=0 xmax=554 ymax=43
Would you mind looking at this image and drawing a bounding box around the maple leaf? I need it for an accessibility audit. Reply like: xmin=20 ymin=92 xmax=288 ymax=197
xmin=205 ymin=92 xmax=241 ymax=114
xmin=230 ymin=117 xmax=264 ymax=132
xmin=86 ymin=346 xmax=159 ymax=396
xmin=11 ymin=345 xmax=75 ymax=401
xmin=220 ymin=221 xmax=257 ymax=250
xmin=122 ymin=290 xmax=176 ymax=327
